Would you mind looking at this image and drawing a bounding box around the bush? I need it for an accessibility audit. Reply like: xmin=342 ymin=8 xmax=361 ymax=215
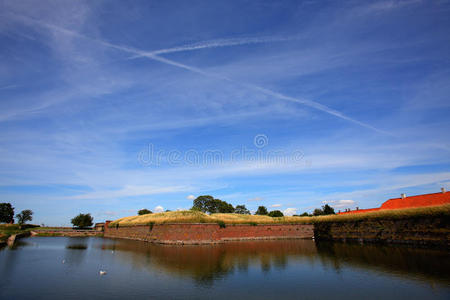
xmin=217 ymin=221 xmax=226 ymax=228
xmin=138 ymin=209 xmax=152 ymax=215
xmin=268 ymin=210 xmax=284 ymax=217
xmin=234 ymin=205 xmax=250 ymax=214
xmin=313 ymin=208 xmax=324 ymax=216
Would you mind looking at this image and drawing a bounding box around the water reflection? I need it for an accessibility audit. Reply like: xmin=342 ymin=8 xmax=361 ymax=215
xmin=66 ymin=244 xmax=88 ymax=250
xmin=64 ymin=238 xmax=89 ymax=266
xmin=98 ymin=238 xmax=450 ymax=286
xmin=316 ymin=242 xmax=450 ymax=285
xmin=1 ymin=237 xmax=449 ymax=299
xmin=99 ymin=239 xmax=317 ymax=284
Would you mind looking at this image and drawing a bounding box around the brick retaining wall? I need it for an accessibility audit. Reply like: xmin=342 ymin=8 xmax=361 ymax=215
xmin=314 ymin=216 xmax=450 ymax=247
xmin=104 ymin=223 xmax=314 ymax=244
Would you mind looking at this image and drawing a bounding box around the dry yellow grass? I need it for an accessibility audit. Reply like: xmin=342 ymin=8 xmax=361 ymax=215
xmin=109 ymin=210 xmax=312 ymax=227
xmin=108 ymin=204 xmax=450 ymax=227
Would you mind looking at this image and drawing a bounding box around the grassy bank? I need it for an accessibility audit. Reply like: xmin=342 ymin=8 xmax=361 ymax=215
xmin=0 ymin=224 xmax=36 ymax=241
xmin=109 ymin=204 xmax=450 ymax=227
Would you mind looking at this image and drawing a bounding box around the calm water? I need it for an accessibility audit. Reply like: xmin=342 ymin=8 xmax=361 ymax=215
xmin=0 ymin=237 xmax=449 ymax=299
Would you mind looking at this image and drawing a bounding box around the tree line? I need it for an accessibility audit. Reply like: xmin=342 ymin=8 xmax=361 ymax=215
xmin=2 ymin=197 xmax=336 ymax=229
xmin=137 ymin=195 xmax=335 ymax=217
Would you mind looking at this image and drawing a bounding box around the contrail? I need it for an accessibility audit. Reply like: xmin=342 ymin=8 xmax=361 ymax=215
xmin=5 ymin=13 xmax=388 ymax=134
xmin=141 ymin=36 xmax=297 ymax=56
xmin=106 ymin=45 xmax=389 ymax=134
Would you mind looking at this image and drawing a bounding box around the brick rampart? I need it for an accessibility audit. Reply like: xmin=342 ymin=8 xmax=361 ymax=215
xmin=104 ymin=223 xmax=314 ymax=244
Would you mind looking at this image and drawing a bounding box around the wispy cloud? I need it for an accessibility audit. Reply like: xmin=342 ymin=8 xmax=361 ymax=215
xmin=283 ymin=208 xmax=297 ymax=216
xmin=4 ymin=12 xmax=387 ymax=134
xmin=68 ymin=185 xmax=189 ymax=200
xmin=323 ymin=199 xmax=356 ymax=209
xmin=135 ymin=35 xmax=300 ymax=56
xmin=0 ymin=84 xmax=18 ymax=90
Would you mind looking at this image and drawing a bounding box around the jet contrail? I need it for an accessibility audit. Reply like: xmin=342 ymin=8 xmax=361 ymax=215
xmin=106 ymin=45 xmax=389 ymax=134
xmin=144 ymin=36 xmax=297 ymax=55
xmin=5 ymin=12 xmax=388 ymax=134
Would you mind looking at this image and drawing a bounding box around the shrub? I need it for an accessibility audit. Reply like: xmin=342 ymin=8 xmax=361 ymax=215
xmin=217 ymin=221 xmax=226 ymax=228
xmin=268 ymin=210 xmax=284 ymax=217
xmin=234 ymin=205 xmax=250 ymax=214
xmin=138 ymin=209 xmax=152 ymax=215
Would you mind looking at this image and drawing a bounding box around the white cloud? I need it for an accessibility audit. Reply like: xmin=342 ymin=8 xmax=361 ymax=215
xmin=248 ymin=197 xmax=263 ymax=202
xmin=67 ymin=185 xmax=188 ymax=200
xmin=187 ymin=195 xmax=196 ymax=200
xmin=271 ymin=204 xmax=282 ymax=207
xmin=324 ymin=199 xmax=356 ymax=208
xmin=98 ymin=210 xmax=117 ymax=217
xmin=154 ymin=205 xmax=164 ymax=213
xmin=283 ymin=208 xmax=297 ymax=216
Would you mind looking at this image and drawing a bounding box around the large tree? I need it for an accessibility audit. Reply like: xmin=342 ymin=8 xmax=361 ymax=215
xmin=234 ymin=205 xmax=250 ymax=215
xmin=192 ymin=195 xmax=234 ymax=214
xmin=71 ymin=213 xmax=93 ymax=228
xmin=313 ymin=204 xmax=335 ymax=216
xmin=0 ymin=203 xmax=14 ymax=223
xmin=192 ymin=195 xmax=215 ymax=212
xmin=16 ymin=209 xmax=33 ymax=225
xmin=322 ymin=204 xmax=335 ymax=215
xmin=138 ymin=209 xmax=152 ymax=215
xmin=255 ymin=206 xmax=268 ymax=215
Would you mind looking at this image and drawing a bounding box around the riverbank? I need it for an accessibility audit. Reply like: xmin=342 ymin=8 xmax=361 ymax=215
xmin=0 ymin=225 xmax=103 ymax=246
xmin=0 ymin=224 xmax=36 ymax=247
xmin=31 ymin=229 xmax=103 ymax=237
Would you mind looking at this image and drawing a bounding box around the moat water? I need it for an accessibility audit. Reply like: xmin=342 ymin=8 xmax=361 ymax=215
xmin=0 ymin=237 xmax=449 ymax=299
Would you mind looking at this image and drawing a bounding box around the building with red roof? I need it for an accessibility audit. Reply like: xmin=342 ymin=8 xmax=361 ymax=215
xmin=338 ymin=188 xmax=450 ymax=215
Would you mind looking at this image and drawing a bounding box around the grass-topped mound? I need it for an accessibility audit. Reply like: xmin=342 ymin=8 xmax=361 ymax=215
xmin=108 ymin=210 xmax=312 ymax=227
xmin=108 ymin=204 xmax=450 ymax=227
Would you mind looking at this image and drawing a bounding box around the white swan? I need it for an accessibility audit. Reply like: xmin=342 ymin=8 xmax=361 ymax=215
xmin=99 ymin=270 xmax=107 ymax=275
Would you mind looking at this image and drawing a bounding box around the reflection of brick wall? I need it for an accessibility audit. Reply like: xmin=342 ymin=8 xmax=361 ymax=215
xmin=104 ymin=223 xmax=314 ymax=244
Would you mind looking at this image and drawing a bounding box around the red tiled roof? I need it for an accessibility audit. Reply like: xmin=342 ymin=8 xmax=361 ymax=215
xmin=381 ymin=191 xmax=450 ymax=209
xmin=337 ymin=191 xmax=449 ymax=215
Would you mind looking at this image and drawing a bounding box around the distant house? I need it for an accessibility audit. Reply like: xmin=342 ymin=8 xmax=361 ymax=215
xmin=339 ymin=188 xmax=449 ymax=215
xmin=93 ymin=222 xmax=105 ymax=231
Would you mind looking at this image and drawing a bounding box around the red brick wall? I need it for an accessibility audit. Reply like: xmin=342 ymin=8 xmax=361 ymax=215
xmin=104 ymin=223 xmax=314 ymax=244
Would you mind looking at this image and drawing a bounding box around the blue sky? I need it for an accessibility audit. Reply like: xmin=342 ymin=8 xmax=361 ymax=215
xmin=0 ymin=0 xmax=449 ymax=226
